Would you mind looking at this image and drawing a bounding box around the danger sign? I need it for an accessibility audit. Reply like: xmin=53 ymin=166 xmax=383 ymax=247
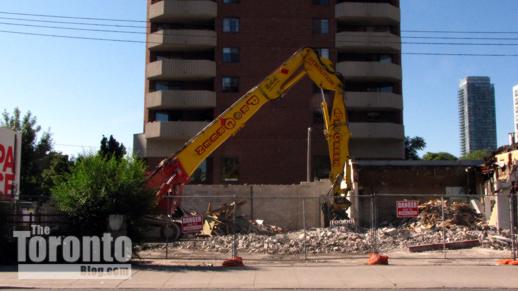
xmin=396 ymin=200 xmax=419 ymax=218
xmin=181 ymin=214 xmax=203 ymax=234
xmin=0 ymin=128 xmax=21 ymax=200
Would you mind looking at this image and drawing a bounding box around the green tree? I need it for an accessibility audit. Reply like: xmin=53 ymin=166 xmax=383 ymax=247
xmin=99 ymin=135 xmax=126 ymax=160
xmin=461 ymin=149 xmax=491 ymax=160
xmin=423 ymin=152 xmax=458 ymax=161
xmin=405 ymin=136 xmax=426 ymax=160
xmin=52 ymin=154 xmax=154 ymax=238
xmin=1 ymin=108 xmax=69 ymax=199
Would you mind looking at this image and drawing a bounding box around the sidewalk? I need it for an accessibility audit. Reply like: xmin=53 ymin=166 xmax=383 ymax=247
xmin=2 ymin=261 xmax=518 ymax=289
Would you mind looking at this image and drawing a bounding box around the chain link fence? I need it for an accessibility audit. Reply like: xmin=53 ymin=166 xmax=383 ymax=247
xmin=2 ymin=191 xmax=516 ymax=264
xmin=136 ymin=192 xmax=518 ymax=264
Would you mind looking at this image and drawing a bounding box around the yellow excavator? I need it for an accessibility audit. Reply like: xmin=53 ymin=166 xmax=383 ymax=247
xmin=147 ymin=47 xmax=352 ymax=233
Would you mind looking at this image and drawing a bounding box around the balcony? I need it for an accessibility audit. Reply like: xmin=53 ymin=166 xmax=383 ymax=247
xmin=148 ymin=30 xmax=216 ymax=51
xmin=147 ymin=59 xmax=216 ymax=80
xmin=336 ymin=31 xmax=400 ymax=52
xmin=344 ymin=92 xmax=402 ymax=110
xmin=350 ymin=139 xmax=404 ymax=159
xmin=349 ymin=122 xmax=404 ymax=139
xmin=336 ymin=2 xmax=400 ymax=24
xmin=146 ymin=90 xmax=216 ymax=110
xmin=145 ymin=121 xmax=209 ymax=140
xmin=149 ymin=0 xmax=217 ymax=22
xmin=133 ymin=133 xmax=186 ymax=157
xmin=337 ymin=61 xmax=401 ymax=81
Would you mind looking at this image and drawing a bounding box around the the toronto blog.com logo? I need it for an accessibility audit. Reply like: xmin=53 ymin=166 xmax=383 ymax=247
xmin=13 ymin=224 xmax=132 ymax=279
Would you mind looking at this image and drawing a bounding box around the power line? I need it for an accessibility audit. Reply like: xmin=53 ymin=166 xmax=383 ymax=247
xmin=3 ymin=9 xmax=518 ymax=36
xmin=55 ymin=143 xmax=98 ymax=149
xmin=0 ymin=16 xmax=146 ymax=29
xmin=56 ymin=143 xmax=133 ymax=150
xmin=0 ymin=29 xmax=150 ymax=44
xmin=4 ymin=21 xmax=518 ymax=42
xmin=3 ymin=28 xmax=518 ymax=48
xmin=0 ymin=21 xmax=145 ymax=35
xmin=403 ymin=29 xmax=518 ymax=34
xmin=0 ymin=10 xmax=146 ymax=23
xmin=4 ymin=10 xmax=518 ymax=36
xmin=403 ymin=52 xmax=518 ymax=57
xmin=336 ymin=40 xmax=518 ymax=46
xmin=2 ymin=29 xmax=518 ymax=57
xmin=0 ymin=21 xmax=218 ymax=38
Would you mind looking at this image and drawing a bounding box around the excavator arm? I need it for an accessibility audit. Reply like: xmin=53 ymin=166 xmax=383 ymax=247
xmin=147 ymin=47 xmax=352 ymax=216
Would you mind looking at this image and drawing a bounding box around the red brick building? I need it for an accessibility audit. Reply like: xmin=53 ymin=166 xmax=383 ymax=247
xmin=134 ymin=0 xmax=404 ymax=184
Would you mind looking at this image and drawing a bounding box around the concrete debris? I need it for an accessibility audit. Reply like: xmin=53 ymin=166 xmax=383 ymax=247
xmin=171 ymin=225 xmax=512 ymax=255
xmin=413 ymin=199 xmax=485 ymax=229
xmin=202 ymin=200 xmax=283 ymax=236
xmin=166 ymin=199 xmax=511 ymax=255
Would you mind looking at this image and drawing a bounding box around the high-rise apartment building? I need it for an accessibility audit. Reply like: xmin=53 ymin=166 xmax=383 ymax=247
xmin=458 ymin=76 xmax=497 ymax=156
xmin=513 ymin=84 xmax=518 ymax=137
xmin=134 ymin=0 xmax=405 ymax=184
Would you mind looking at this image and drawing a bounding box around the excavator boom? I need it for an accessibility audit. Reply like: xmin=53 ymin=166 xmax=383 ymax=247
xmin=147 ymin=48 xmax=352 ymax=217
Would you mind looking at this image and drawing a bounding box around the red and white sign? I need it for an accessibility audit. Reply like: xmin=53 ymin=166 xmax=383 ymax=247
xmin=0 ymin=128 xmax=21 ymax=200
xmin=181 ymin=214 xmax=203 ymax=233
xmin=396 ymin=200 xmax=419 ymax=218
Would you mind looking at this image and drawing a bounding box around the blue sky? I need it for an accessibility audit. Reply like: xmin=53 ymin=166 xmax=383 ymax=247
xmin=0 ymin=0 xmax=517 ymax=158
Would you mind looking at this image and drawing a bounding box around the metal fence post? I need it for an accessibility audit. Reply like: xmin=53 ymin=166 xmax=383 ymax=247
xmin=165 ymin=195 xmax=169 ymax=260
xmin=302 ymin=198 xmax=307 ymax=261
xmin=250 ymin=186 xmax=254 ymax=221
xmin=232 ymin=193 xmax=238 ymax=258
xmin=370 ymin=193 xmax=378 ymax=253
xmin=509 ymin=186 xmax=516 ymax=261
xmin=441 ymin=194 xmax=446 ymax=259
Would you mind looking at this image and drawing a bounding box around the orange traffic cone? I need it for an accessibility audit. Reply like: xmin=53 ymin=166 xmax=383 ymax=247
xmin=368 ymin=252 xmax=389 ymax=265
xmin=496 ymin=259 xmax=518 ymax=265
xmin=223 ymin=256 xmax=244 ymax=267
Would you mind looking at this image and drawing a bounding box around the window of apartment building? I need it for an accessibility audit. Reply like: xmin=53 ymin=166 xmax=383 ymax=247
xmin=222 ymin=47 xmax=240 ymax=63
xmin=154 ymin=112 xmax=169 ymax=122
xmin=313 ymin=156 xmax=330 ymax=180
xmin=336 ymin=0 xmax=399 ymax=6
xmin=223 ymin=18 xmax=240 ymax=32
xmin=312 ymin=18 xmax=329 ymax=34
xmin=154 ymin=82 xmax=170 ymax=91
xmin=223 ymin=0 xmax=239 ymax=3
xmin=222 ymin=76 xmax=239 ymax=92
xmin=337 ymin=53 xmax=395 ymax=64
xmin=379 ymin=54 xmax=393 ymax=64
xmin=348 ymin=110 xmax=402 ymax=124
xmin=222 ymin=157 xmax=239 ymax=182
xmin=152 ymin=110 xmax=213 ymax=122
xmin=313 ymin=110 xmax=324 ymax=124
xmin=312 ymin=0 xmax=329 ymax=5
xmin=152 ymin=22 xmax=215 ymax=32
xmin=191 ymin=160 xmax=209 ymax=183
xmin=337 ymin=23 xmax=395 ymax=33
xmin=152 ymin=80 xmax=214 ymax=92
xmin=316 ymin=48 xmax=330 ymax=59
xmin=344 ymin=82 xmax=398 ymax=93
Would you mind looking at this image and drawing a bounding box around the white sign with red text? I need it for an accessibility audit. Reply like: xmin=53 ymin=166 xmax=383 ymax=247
xmin=181 ymin=214 xmax=203 ymax=233
xmin=0 ymin=127 xmax=21 ymax=200
xmin=396 ymin=200 xmax=419 ymax=218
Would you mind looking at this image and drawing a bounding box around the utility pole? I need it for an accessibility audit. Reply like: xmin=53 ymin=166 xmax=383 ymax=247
xmin=307 ymin=127 xmax=312 ymax=182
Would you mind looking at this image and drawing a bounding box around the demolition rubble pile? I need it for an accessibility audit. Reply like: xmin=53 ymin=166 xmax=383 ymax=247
xmin=408 ymin=199 xmax=485 ymax=229
xmin=170 ymin=200 xmax=512 ymax=255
